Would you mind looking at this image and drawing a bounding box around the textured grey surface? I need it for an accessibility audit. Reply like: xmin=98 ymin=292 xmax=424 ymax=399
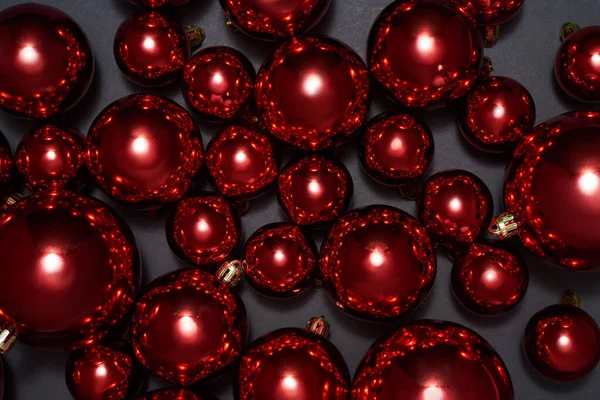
xmin=1 ymin=0 xmax=600 ymax=399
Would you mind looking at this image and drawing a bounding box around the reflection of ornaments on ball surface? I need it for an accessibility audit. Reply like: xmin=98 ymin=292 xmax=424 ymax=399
xmin=452 ymin=0 xmax=525 ymax=25
xmin=128 ymin=0 xmax=190 ymax=8
xmin=137 ymin=388 xmax=214 ymax=399
xmin=0 ymin=131 xmax=15 ymax=203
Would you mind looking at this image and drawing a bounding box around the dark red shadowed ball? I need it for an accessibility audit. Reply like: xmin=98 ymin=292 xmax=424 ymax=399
xmin=255 ymin=36 xmax=370 ymax=152
xmin=0 ymin=357 xmax=3 ymax=400
xmin=128 ymin=0 xmax=190 ymax=8
xmin=137 ymin=389 xmax=216 ymax=400
xmin=0 ymin=131 xmax=15 ymax=202
xmin=86 ymin=93 xmax=204 ymax=210
xmin=243 ymin=223 xmax=318 ymax=298
xmin=319 ymin=205 xmax=436 ymax=321
xmin=368 ymin=0 xmax=484 ymax=109
xmin=452 ymin=0 xmax=525 ymax=25
xmin=277 ymin=155 xmax=352 ymax=228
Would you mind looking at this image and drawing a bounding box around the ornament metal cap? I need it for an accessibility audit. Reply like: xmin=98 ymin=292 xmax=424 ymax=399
xmin=560 ymin=290 xmax=581 ymax=308
xmin=0 ymin=325 xmax=18 ymax=354
xmin=185 ymin=26 xmax=206 ymax=48
xmin=306 ymin=316 xmax=330 ymax=338
xmin=489 ymin=213 xmax=520 ymax=239
xmin=216 ymin=260 xmax=245 ymax=288
xmin=2 ymin=192 xmax=22 ymax=211
xmin=483 ymin=25 xmax=500 ymax=48
xmin=561 ymin=22 xmax=580 ymax=42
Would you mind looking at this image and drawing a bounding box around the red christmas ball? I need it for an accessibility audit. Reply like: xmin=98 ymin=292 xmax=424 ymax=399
xmin=131 ymin=266 xmax=247 ymax=386
xmin=243 ymin=223 xmax=317 ymax=298
xmin=352 ymin=320 xmax=514 ymax=400
xmin=0 ymin=3 xmax=94 ymax=119
xmin=205 ymin=126 xmax=278 ymax=200
xmin=15 ymin=124 xmax=86 ymax=191
xmin=319 ymin=205 xmax=436 ymax=321
xmin=86 ymin=93 xmax=204 ymax=209
xmin=452 ymin=0 xmax=525 ymax=25
xmin=451 ymin=241 xmax=528 ymax=315
xmin=166 ymin=194 xmax=242 ymax=271
xmin=128 ymin=0 xmax=190 ymax=8
xmin=368 ymin=0 xmax=484 ymax=109
xmin=277 ymin=155 xmax=352 ymax=228
xmin=0 ymin=131 xmax=15 ymax=202
xmin=220 ymin=0 xmax=331 ymax=41
xmin=255 ymin=36 xmax=370 ymax=151
xmin=458 ymin=76 xmax=536 ymax=153
xmin=182 ymin=46 xmax=255 ymax=122
xmin=0 ymin=190 xmax=140 ymax=351
xmin=137 ymin=389 xmax=215 ymax=400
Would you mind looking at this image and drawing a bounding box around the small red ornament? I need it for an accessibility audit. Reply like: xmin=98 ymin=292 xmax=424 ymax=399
xmin=131 ymin=265 xmax=247 ymax=386
xmin=182 ymin=46 xmax=255 ymax=122
xmin=15 ymin=124 xmax=86 ymax=191
xmin=320 ymin=205 xmax=436 ymax=321
xmin=243 ymin=223 xmax=318 ymax=298
xmin=453 ymin=0 xmax=525 ymax=25
xmin=277 ymin=155 xmax=352 ymax=228
xmin=0 ymin=190 xmax=140 ymax=352
xmin=255 ymin=36 xmax=370 ymax=151
xmin=490 ymin=111 xmax=600 ymax=271
xmin=0 ymin=3 xmax=94 ymax=119
xmin=220 ymin=0 xmax=331 ymax=41
xmin=166 ymin=194 xmax=242 ymax=271
xmin=0 ymin=131 xmax=15 ymax=202
xmin=451 ymin=241 xmax=528 ymax=315
xmin=368 ymin=0 xmax=484 ymax=109
xmin=205 ymin=126 xmax=278 ymax=201
xmin=86 ymin=93 xmax=204 ymax=210
xmin=523 ymin=292 xmax=600 ymax=382
xmin=137 ymin=389 xmax=214 ymax=400
xmin=235 ymin=316 xmax=350 ymax=399
xmin=352 ymin=320 xmax=514 ymax=400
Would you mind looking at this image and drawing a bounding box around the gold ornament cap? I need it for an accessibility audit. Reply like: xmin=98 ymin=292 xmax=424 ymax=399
xmin=2 ymin=192 xmax=22 ymax=211
xmin=489 ymin=213 xmax=520 ymax=239
xmin=561 ymin=23 xmax=580 ymax=42
xmin=306 ymin=316 xmax=330 ymax=338
xmin=0 ymin=325 xmax=18 ymax=355
xmin=560 ymin=290 xmax=581 ymax=308
xmin=185 ymin=26 xmax=206 ymax=48
xmin=483 ymin=25 xmax=500 ymax=48
xmin=216 ymin=260 xmax=245 ymax=288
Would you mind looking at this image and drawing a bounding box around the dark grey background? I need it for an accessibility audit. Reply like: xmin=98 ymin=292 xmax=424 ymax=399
xmin=1 ymin=0 xmax=599 ymax=399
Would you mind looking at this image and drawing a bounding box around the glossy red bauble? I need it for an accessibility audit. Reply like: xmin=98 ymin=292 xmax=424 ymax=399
xmin=128 ymin=0 xmax=190 ymax=8
xmin=352 ymin=320 xmax=514 ymax=399
xmin=86 ymin=93 xmax=204 ymax=209
xmin=243 ymin=223 xmax=317 ymax=298
xmin=319 ymin=205 xmax=436 ymax=321
xmin=0 ymin=3 xmax=94 ymax=119
xmin=137 ymin=389 xmax=215 ymax=400
xmin=255 ymin=36 xmax=370 ymax=151
xmin=0 ymin=131 xmax=15 ymax=202
xmin=368 ymin=0 xmax=484 ymax=109
xmin=452 ymin=0 xmax=525 ymax=25
xmin=0 ymin=357 xmax=3 ymax=400
xmin=0 ymin=190 xmax=140 ymax=351
xmin=277 ymin=155 xmax=352 ymax=228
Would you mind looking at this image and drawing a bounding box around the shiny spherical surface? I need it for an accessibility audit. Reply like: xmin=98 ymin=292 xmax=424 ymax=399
xmin=205 ymin=126 xmax=278 ymax=200
xmin=243 ymin=224 xmax=317 ymax=298
xmin=523 ymin=304 xmax=600 ymax=382
xmin=220 ymin=0 xmax=331 ymax=40
xmin=0 ymin=3 xmax=94 ymax=119
xmin=320 ymin=205 xmax=436 ymax=321
xmin=86 ymin=93 xmax=203 ymax=209
xmin=128 ymin=0 xmax=190 ymax=8
xmin=368 ymin=0 xmax=484 ymax=109
xmin=458 ymin=76 xmax=536 ymax=153
xmin=352 ymin=320 xmax=514 ymax=400
xmin=503 ymin=111 xmax=600 ymax=270
xmin=0 ymin=190 xmax=140 ymax=350
xmin=452 ymin=0 xmax=525 ymax=25
xmin=166 ymin=195 xmax=241 ymax=271
xmin=131 ymin=268 xmax=247 ymax=386
xmin=235 ymin=328 xmax=350 ymax=400
xmin=0 ymin=131 xmax=15 ymax=202
xmin=451 ymin=242 xmax=529 ymax=315
xmin=182 ymin=46 xmax=255 ymax=122
xmin=255 ymin=36 xmax=370 ymax=151
xmin=137 ymin=389 xmax=212 ymax=400
xmin=277 ymin=155 xmax=352 ymax=227
xmin=16 ymin=124 xmax=86 ymax=191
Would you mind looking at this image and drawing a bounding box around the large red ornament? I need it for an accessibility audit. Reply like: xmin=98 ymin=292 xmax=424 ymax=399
xmin=243 ymin=223 xmax=317 ymax=298
xmin=128 ymin=0 xmax=190 ymax=8
xmin=452 ymin=0 xmax=525 ymax=25
xmin=131 ymin=265 xmax=247 ymax=386
xmin=0 ymin=190 xmax=140 ymax=352
xmin=0 ymin=131 xmax=15 ymax=202
xmin=235 ymin=317 xmax=350 ymax=400
xmin=255 ymin=36 xmax=370 ymax=151
xmin=277 ymin=155 xmax=352 ymax=228
xmin=490 ymin=111 xmax=600 ymax=271
xmin=368 ymin=0 xmax=484 ymax=109
xmin=352 ymin=320 xmax=514 ymax=399
xmin=86 ymin=93 xmax=204 ymax=209
xmin=0 ymin=3 xmax=94 ymax=119
xmin=319 ymin=205 xmax=436 ymax=321
xmin=137 ymin=389 xmax=214 ymax=400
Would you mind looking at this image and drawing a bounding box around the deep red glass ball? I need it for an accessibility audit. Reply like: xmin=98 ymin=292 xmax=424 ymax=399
xmin=0 ymin=3 xmax=94 ymax=119
xmin=205 ymin=126 xmax=278 ymax=200
xmin=255 ymin=36 xmax=370 ymax=151
xmin=452 ymin=0 xmax=525 ymax=25
xmin=523 ymin=304 xmax=600 ymax=382
xmin=0 ymin=131 xmax=15 ymax=202
xmin=368 ymin=0 xmax=484 ymax=109
xmin=131 ymin=268 xmax=247 ymax=386
xmin=0 ymin=190 xmax=140 ymax=350
xmin=128 ymin=0 xmax=190 ymax=8
xmin=86 ymin=93 xmax=204 ymax=209
xmin=277 ymin=155 xmax=352 ymax=228
xmin=352 ymin=320 xmax=514 ymax=400
xmin=182 ymin=46 xmax=255 ymax=122
xmin=137 ymin=389 xmax=215 ymax=400
xmin=319 ymin=205 xmax=436 ymax=321
xmin=220 ymin=0 xmax=331 ymax=41
xmin=166 ymin=194 xmax=242 ymax=271
xmin=243 ymin=223 xmax=317 ymax=298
